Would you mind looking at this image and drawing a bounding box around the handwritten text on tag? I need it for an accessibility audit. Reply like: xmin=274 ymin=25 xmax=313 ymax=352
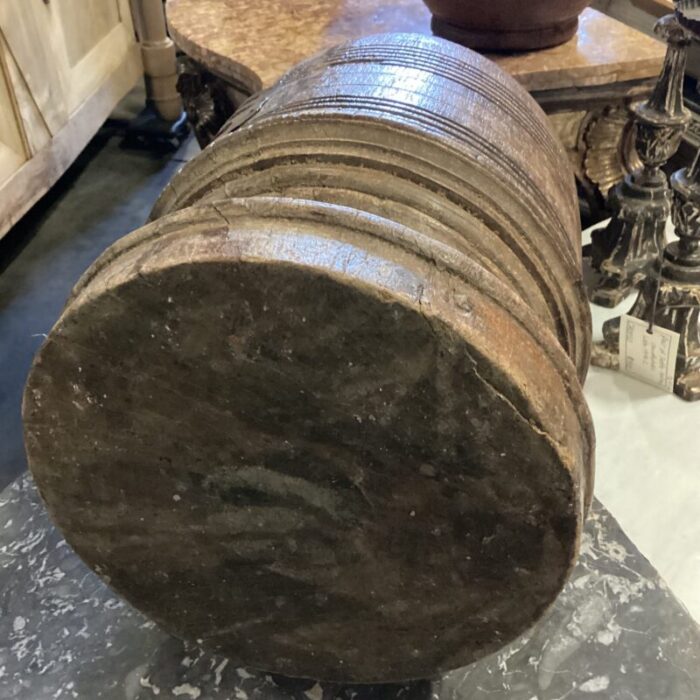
xmin=619 ymin=315 xmax=680 ymax=393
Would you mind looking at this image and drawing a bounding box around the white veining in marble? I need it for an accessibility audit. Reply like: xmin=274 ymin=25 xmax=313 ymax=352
xmin=1 ymin=474 xmax=697 ymax=699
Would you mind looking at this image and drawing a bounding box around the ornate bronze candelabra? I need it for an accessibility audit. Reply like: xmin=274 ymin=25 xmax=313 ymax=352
xmin=593 ymin=7 xmax=700 ymax=401
xmin=587 ymin=15 xmax=691 ymax=308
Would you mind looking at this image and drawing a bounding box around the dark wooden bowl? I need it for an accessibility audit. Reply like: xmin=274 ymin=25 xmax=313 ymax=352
xmin=424 ymin=0 xmax=591 ymax=50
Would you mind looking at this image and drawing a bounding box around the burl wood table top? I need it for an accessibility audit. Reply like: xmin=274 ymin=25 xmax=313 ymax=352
xmin=166 ymin=1 xmax=665 ymax=94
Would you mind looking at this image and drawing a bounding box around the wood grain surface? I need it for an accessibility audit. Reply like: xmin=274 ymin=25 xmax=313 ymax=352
xmin=24 ymin=34 xmax=595 ymax=683
xmin=154 ymin=33 xmax=592 ymax=377
xmin=25 ymin=198 xmax=593 ymax=682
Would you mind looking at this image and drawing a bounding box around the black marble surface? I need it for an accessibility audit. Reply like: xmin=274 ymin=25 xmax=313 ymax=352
xmin=0 ymin=474 xmax=698 ymax=699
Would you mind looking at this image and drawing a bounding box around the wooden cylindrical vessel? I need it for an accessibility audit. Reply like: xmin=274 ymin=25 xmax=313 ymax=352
xmin=23 ymin=34 xmax=594 ymax=683
xmin=153 ymin=35 xmax=591 ymax=377
xmin=423 ymin=0 xmax=592 ymax=51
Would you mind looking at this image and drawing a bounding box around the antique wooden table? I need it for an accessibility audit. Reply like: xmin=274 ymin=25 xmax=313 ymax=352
xmin=165 ymin=1 xmax=666 ymax=219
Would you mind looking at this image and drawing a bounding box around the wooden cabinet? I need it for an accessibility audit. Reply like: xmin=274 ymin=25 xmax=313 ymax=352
xmin=0 ymin=0 xmax=142 ymax=237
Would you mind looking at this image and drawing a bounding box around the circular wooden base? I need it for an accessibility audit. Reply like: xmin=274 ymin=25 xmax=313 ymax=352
xmin=24 ymin=199 xmax=591 ymax=683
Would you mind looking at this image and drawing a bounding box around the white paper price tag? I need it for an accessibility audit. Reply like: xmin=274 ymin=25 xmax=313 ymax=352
xmin=619 ymin=315 xmax=680 ymax=393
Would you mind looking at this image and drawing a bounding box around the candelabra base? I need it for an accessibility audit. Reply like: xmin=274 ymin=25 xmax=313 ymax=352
xmin=592 ymin=253 xmax=700 ymax=401
xmin=587 ymin=174 xmax=671 ymax=308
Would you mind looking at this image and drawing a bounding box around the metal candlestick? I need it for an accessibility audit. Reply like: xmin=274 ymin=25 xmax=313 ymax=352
xmin=587 ymin=15 xmax=691 ymax=308
xmin=592 ymin=6 xmax=700 ymax=401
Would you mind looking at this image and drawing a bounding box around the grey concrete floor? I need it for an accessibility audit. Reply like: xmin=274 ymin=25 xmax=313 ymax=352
xmin=0 ymin=105 xmax=197 ymax=491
